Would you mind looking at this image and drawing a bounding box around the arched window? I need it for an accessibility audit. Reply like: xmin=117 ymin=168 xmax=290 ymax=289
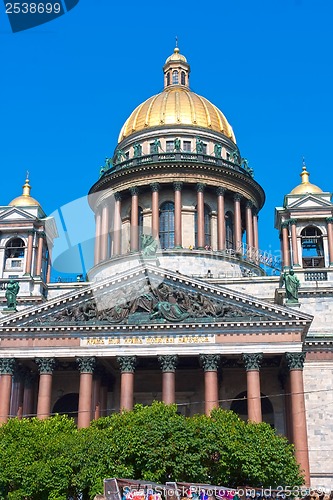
xmin=5 ymin=238 xmax=25 ymax=259
xmin=225 ymin=211 xmax=234 ymax=249
xmin=181 ymin=71 xmax=186 ymax=85
xmin=194 ymin=204 xmax=211 ymax=248
xmin=166 ymin=72 xmax=170 ymax=86
xmin=172 ymin=70 xmax=179 ymax=85
xmin=4 ymin=237 xmax=25 ymax=270
xmin=230 ymin=391 xmax=275 ymax=428
xmin=301 ymin=226 xmax=324 ymax=268
xmin=159 ymin=201 xmax=175 ymax=249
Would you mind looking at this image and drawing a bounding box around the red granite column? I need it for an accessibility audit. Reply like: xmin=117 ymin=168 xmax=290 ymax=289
xmin=23 ymin=372 xmax=36 ymax=418
xmin=158 ymin=355 xmax=178 ymax=404
xmin=253 ymin=207 xmax=259 ymax=251
xmin=290 ymin=219 xmax=299 ymax=266
xmin=233 ymin=194 xmax=242 ymax=252
xmin=281 ymin=222 xmax=291 ymax=269
xmin=10 ymin=370 xmax=25 ymax=419
xmin=92 ymin=375 xmax=101 ymax=420
xmin=36 ymin=358 xmax=55 ymax=419
xmin=217 ymin=187 xmax=226 ymax=251
xmin=35 ymin=231 xmax=44 ymax=277
xmin=243 ymin=353 xmax=263 ymax=423
xmin=196 ymin=183 xmax=205 ymax=249
xmin=100 ymin=203 xmax=110 ymax=262
xmin=326 ymin=217 xmax=333 ymax=266
xmin=0 ymin=358 xmax=15 ymax=424
xmin=173 ymin=182 xmax=183 ymax=248
xmin=245 ymin=201 xmax=254 ymax=248
xmin=117 ymin=356 xmax=137 ymax=411
xmin=100 ymin=383 xmax=108 ymax=417
xmin=130 ymin=187 xmax=139 ymax=252
xmin=94 ymin=209 xmax=102 ymax=265
xmin=25 ymin=231 xmax=34 ymax=275
xmin=200 ymin=354 xmax=220 ymax=416
xmin=46 ymin=244 xmax=52 ymax=284
xmin=286 ymin=353 xmax=310 ymax=486
xmin=113 ymin=192 xmax=122 ymax=256
xmin=151 ymin=183 xmax=160 ymax=240
xmin=77 ymin=357 xmax=96 ymax=428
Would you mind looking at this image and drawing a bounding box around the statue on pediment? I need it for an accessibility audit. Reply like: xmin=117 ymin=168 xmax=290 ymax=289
xmin=283 ymin=269 xmax=300 ymax=303
xmin=150 ymin=301 xmax=189 ymax=322
xmin=141 ymin=234 xmax=158 ymax=257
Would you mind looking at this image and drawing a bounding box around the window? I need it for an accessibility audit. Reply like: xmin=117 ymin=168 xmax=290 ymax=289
xmin=301 ymin=226 xmax=324 ymax=268
xmin=166 ymin=72 xmax=170 ymax=86
xmin=225 ymin=211 xmax=234 ymax=249
xmin=202 ymin=143 xmax=207 ymax=154
xmin=5 ymin=238 xmax=25 ymax=259
xmin=11 ymin=260 xmax=22 ymax=268
xmin=195 ymin=204 xmax=211 ymax=248
xmin=166 ymin=140 xmax=174 ymax=152
xmin=159 ymin=201 xmax=175 ymax=249
xmin=172 ymin=70 xmax=179 ymax=84
xmin=181 ymin=71 xmax=186 ymax=85
xmin=183 ymin=141 xmax=191 ymax=152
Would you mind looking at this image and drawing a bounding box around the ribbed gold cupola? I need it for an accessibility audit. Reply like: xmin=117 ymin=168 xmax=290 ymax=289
xmin=163 ymin=44 xmax=190 ymax=88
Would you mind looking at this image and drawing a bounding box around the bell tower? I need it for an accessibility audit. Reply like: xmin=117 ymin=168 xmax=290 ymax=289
xmin=275 ymin=162 xmax=333 ymax=282
xmin=0 ymin=177 xmax=58 ymax=307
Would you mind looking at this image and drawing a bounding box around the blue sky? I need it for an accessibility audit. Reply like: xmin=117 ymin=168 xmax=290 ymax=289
xmin=1 ymin=0 xmax=332 ymax=276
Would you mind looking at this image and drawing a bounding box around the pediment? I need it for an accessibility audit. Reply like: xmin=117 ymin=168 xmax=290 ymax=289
xmin=287 ymin=194 xmax=333 ymax=210
xmin=0 ymin=265 xmax=313 ymax=332
xmin=0 ymin=206 xmax=37 ymax=222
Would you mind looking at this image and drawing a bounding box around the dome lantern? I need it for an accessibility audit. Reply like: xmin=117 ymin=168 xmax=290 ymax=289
xmin=9 ymin=175 xmax=42 ymax=208
xmin=289 ymin=161 xmax=323 ymax=195
xmin=163 ymin=44 xmax=190 ymax=88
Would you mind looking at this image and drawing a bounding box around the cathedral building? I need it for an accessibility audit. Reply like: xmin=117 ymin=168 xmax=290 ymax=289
xmin=0 ymin=47 xmax=332 ymax=489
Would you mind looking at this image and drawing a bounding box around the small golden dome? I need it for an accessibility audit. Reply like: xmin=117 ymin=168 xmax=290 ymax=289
xmin=9 ymin=177 xmax=41 ymax=207
xmin=165 ymin=46 xmax=187 ymax=64
xmin=118 ymin=86 xmax=236 ymax=143
xmin=290 ymin=164 xmax=323 ymax=195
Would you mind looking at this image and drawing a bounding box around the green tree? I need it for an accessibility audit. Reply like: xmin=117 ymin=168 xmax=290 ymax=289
xmin=0 ymin=403 xmax=304 ymax=499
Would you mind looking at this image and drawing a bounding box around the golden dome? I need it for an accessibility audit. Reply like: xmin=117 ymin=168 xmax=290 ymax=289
xmin=9 ymin=177 xmax=41 ymax=207
xmin=118 ymin=86 xmax=236 ymax=143
xmin=290 ymin=164 xmax=323 ymax=195
xmin=165 ymin=46 xmax=187 ymax=64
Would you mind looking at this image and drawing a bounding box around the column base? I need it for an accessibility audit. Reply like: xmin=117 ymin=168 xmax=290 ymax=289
xmin=174 ymin=245 xmax=183 ymax=249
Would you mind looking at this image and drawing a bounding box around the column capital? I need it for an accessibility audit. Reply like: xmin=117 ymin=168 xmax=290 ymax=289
xmin=233 ymin=193 xmax=242 ymax=202
xmin=114 ymin=192 xmax=122 ymax=202
xmin=246 ymin=200 xmax=253 ymax=209
xmin=281 ymin=221 xmax=289 ymax=229
xmin=117 ymin=355 xmax=137 ymax=373
xmin=76 ymin=357 xmax=96 ymax=374
xmin=285 ymin=352 xmax=306 ymax=370
xmin=36 ymin=231 xmax=46 ymax=239
xmin=173 ymin=181 xmax=183 ymax=192
xmin=196 ymin=183 xmax=206 ymax=193
xmin=27 ymin=229 xmax=35 ymax=236
xmin=326 ymin=216 xmax=333 ymax=224
xmin=129 ymin=186 xmax=139 ymax=196
xmin=0 ymin=358 xmax=16 ymax=375
xmin=252 ymin=206 xmax=258 ymax=216
xmin=199 ymin=353 xmax=220 ymax=371
xmin=216 ymin=186 xmax=226 ymax=196
xmin=35 ymin=357 xmax=56 ymax=374
xmin=289 ymin=218 xmax=297 ymax=226
xmin=242 ymin=353 xmax=263 ymax=371
xmin=158 ymin=355 xmax=179 ymax=372
xmin=150 ymin=182 xmax=160 ymax=192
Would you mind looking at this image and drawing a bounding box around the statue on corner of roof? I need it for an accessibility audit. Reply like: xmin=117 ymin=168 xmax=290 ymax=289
xmin=283 ymin=269 xmax=300 ymax=303
xmin=5 ymin=280 xmax=20 ymax=311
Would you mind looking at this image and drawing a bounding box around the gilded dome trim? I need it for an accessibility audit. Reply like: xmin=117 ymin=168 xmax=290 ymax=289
xmin=197 ymin=94 xmax=211 ymax=128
